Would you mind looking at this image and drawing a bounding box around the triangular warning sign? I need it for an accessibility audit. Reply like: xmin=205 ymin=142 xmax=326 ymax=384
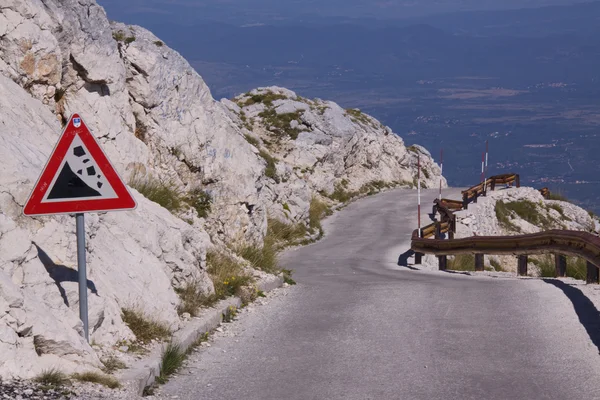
xmin=23 ymin=114 xmax=137 ymax=216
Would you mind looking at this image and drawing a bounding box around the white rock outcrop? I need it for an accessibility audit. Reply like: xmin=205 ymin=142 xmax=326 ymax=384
xmin=0 ymin=0 xmax=445 ymax=378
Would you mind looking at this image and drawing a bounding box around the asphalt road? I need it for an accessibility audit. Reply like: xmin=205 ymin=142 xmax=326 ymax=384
xmin=160 ymin=189 xmax=600 ymax=400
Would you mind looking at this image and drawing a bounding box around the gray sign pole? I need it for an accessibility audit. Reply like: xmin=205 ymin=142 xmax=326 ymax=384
xmin=76 ymin=213 xmax=89 ymax=342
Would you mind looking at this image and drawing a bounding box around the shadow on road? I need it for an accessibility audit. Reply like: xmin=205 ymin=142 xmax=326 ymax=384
xmin=34 ymin=243 xmax=99 ymax=307
xmin=397 ymin=249 xmax=419 ymax=270
xmin=543 ymin=279 xmax=600 ymax=354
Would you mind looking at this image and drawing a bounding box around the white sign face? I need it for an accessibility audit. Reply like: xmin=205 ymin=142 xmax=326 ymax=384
xmin=42 ymin=135 xmax=118 ymax=203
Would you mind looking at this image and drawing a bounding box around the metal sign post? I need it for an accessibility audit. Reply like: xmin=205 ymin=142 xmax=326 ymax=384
xmin=76 ymin=213 xmax=89 ymax=342
xmin=23 ymin=114 xmax=137 ymax=343
xmin=439 ymin=149 xmax=443 ymax=200
xmin=417 ymin=154 xmax=421 ymax=237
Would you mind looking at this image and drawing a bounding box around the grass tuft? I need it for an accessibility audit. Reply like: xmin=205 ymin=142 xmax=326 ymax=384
xmin=34 ymin=368 xmax=70 ymax=387
xmin=72 ymin=372 xmax=120 ymax=389
xmin=187 ymin=188 xmax=212 ymax=218
xmin=157 ymin=342 xmax=186 ymax=384
xmin=259 ymin=149 xmax=279 ymax=182
xmin=309 ymin=197 xmax=332 ymax=233
xmin=176 ymin=281 xmax=212 ymax=317
xmin=100 ymin=356 xmax=126 ymax=374
xmin=121 ymin=308 xmax=171 ymax=344
xmin=129 ymin=172 xmax=183 ymax=213
xmin=207 ymin=251 xmax=252 ymax=301
xmin=258 ymin=109 xmax=303 ymax=140
xmin=241 ymin=91 xmax=287 ymax=107
xmin=489 ymin=258 xmax=506 ymax=272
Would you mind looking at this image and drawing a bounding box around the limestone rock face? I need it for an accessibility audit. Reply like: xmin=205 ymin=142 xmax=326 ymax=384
xmin=223 ymin=87 xmax=446 ymax=221
xmin=0 ymin=0 xmax=446 ymax=379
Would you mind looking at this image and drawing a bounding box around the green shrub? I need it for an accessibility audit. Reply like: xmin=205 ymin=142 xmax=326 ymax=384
xmin=258 ymin=150 xmax=279 ymax=182
xmin=345 ymin=108 xmax=372 ymax=126
xmin=34 ymin=368 xmax=70 ymax=387
xmin=328 ymin=183 xmax=358 ymax=203
xmin=242 ymin=92 xmax=287 ymax=107
xmin=244 ymin=134 xmax=260 ymax=147
xmin=129 ymin=172 xmax=183 ymax=212
xmin=447 ymin=254 xmax=475 ymax=271
xmin=157 ymin=342 xmax=186 ymax=384
xmin=112 ymin=30 xmax=126 ymax=41
xmin=186 ymin=188 xmax=212 ymax=218
xmin=121 ymin=308 xmax=171 ymax=344
xmin=124 ymin=36 xmax=136 ymax=44
xmin=154 ymin=40 xmax=164 ymax=47
xmin=282 ymin=202 xmax=291 ymax=212
xmin=72 ymin=372 xmax=120 ymax=389
xmin=258 ymin=109 xmax=303 ymax=140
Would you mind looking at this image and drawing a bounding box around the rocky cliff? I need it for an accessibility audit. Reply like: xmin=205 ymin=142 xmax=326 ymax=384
xmin=0 ymin=0 xmax=445 ymax=378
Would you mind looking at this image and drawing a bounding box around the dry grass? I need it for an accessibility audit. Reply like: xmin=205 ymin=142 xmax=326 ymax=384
xmin=206 ymin=251 xmax=252 ymax=300
xmin=34 ymin=368 xmax=70 ymax=387
xmin=121 ymin=308 xmax=171 ymax=344
xmin=309 ymin=197 xmax=332 ymax=233
xmin=100 ymin=355 xmax=126 ymax=374
xmin=447 ymin=254 xmax=475 ymax=271
xmin=72 ymin=372 xmax=120 ymax=389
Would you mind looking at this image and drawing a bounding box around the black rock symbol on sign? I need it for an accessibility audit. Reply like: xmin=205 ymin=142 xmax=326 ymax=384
xmin=47 ymin=146 xmax=102 ymax=199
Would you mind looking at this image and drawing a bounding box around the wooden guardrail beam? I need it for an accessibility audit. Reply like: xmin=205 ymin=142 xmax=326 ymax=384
xmin=411 ymin=229 xmax=600 ymax=268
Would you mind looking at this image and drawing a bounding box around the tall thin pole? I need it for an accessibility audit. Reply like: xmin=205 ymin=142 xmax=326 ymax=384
xmin=417 ymin=154 xmax=421 ymax=237
xmin=439 ymin=148 xmax=443 ymax=200
xmin=76 ymin=213 xmax=89 ymax=342
xmin=481 ymin=151 xmax=485 ymax=187
xmin=484 ymin=141 xmax=489 ymax=195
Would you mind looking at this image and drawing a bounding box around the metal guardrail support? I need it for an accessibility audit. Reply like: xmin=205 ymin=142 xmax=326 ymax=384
xmin=475 ymin=254 xmax=484 ymax=272
xmin=587 ymin=262 xmax=599 ymax=284
xmin=415 ymin=252 xmax=423 ymax=265
xmin=518 ymin=255 xmax=528 ymax=276
xmin=438 ymin=255 xmax=447 ymax=271
xmin=555 ymin=254 xmax=566 ymax=277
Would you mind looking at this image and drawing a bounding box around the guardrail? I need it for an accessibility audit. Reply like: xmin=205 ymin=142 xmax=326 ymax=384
xmin=461 ymin=173 xmax=520 ymax=209
xmin=411 ymin=229 xmax=600 ymax=283
xmin=410 ymin=174 xmax=599 ymax=283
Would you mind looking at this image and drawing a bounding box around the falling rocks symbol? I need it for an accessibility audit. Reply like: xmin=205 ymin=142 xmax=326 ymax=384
xmin=47 ymin=161 xmax=101 ymax=199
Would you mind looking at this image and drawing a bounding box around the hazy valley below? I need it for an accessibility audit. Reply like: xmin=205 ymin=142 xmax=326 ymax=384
xmin=99 ymin=0 xmax=600 ymax=213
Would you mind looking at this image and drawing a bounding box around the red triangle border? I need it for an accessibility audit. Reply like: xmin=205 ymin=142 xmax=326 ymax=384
xmin=23 ymin=114 xmax=137 ymax=216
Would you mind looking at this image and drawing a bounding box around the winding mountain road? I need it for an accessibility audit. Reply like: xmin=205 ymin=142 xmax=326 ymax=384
xmin=160 ymin=189 xmax=600 ymax=400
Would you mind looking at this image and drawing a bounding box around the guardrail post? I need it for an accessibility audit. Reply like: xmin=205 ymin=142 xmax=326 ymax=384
xmin=438 ymin=255 xmax=447 ymax=271
xmin=435 ymin=223 xmax=441 ymax=239
xmin=517 ymin=255 xmax=528 ymax=276
xmin=515 ymin=174 xmax=521 ymax=188
xmin=473 ymin=192 xmax=478 ymax=203
xmin=475 ymin=254 xmax=484 ymax=272
xmin=490 ymin=180 xmax=496 ymax=192
xmin=462 ymin=193 xmax=468 ymax=210
xmin=554 ymin=254 xmax=566 ymax=277
xmin=415 ymin=253 xmax=423 ymax=265
xmin=586 ymin=262 xmax=599 ymax=284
